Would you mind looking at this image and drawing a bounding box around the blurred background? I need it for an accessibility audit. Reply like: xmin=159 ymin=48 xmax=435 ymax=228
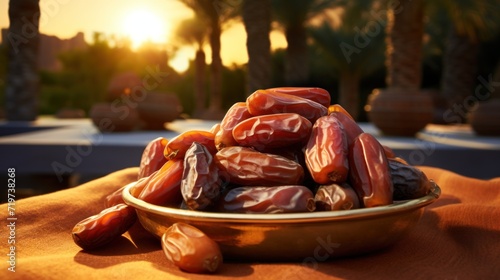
xmin=1 ymin=0 xmax=499 ymax=123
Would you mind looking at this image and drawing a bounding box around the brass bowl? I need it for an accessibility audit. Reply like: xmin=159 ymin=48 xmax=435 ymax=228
xmin=123 ymin=182 xmax=440 ymax=261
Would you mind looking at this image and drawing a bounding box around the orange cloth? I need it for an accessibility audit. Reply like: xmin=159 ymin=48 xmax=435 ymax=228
xmin=1 ymin=166 xmax=499 ymax=279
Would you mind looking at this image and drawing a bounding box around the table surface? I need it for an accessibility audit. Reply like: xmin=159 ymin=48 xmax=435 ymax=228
xmin=0 ymin=117 xmax=499 ymax=180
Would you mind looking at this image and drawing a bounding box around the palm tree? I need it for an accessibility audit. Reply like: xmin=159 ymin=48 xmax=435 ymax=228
xmin=309 ymin=20 xmax=385 ymax=120
xmin=434 ymin=0 xmax=500 ymax=123
xmin=175 ymin=18 xmax=208 ymax=116
xmin=308 ymin=0 xmax=383 ymax=119
xmin=178 ymin=0 xmax=238 ymax=118
xmin=5 ymin=0 xmax=40 ymax=121
xmin=242 ymin=0 xmax=272 ymax=94
xmin=365 ymin=0 xmax=436 ymax=136
xmin=385 ymin=0 xmax=424 ymax=89
xmin=271 ymin=0 xmax=339 ymax=86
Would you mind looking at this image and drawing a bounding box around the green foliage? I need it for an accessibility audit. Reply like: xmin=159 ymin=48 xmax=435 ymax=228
xmin=175 ymin=17 xmax=209 ymax=50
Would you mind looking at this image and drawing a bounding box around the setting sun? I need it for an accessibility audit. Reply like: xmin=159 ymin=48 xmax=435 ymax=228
xmin=122 ymin=9 xmax=169 ymax=49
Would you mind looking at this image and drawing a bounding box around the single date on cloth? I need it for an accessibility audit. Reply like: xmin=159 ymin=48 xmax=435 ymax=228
xmin=6 ymin=168 xmax=16 ymax=272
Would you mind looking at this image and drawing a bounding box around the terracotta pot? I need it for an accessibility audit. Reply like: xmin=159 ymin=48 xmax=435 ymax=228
xmin=89 ymin=103 xmax=139 ymax=132
xmin=469 ymin=98 xmax=500 ymax=136
xmin=136 ymin=92 xmax=183 ymax=130
xmin=365 ymin=88 xmax=434 ymax=136
xmin=106 ymin=72 xmax=142 ymax=101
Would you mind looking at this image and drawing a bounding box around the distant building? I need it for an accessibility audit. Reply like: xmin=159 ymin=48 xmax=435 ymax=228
xmin=1 ymin=29 xmax=87 ymax=72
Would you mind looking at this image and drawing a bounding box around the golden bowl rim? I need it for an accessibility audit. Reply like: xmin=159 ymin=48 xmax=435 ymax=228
xmin=122 ymin=181 xmax=440 ymax=224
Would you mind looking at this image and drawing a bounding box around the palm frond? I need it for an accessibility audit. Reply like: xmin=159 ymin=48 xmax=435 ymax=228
xmin=308 ymin=20 xmax=385 ymax=75
xmin=432 ymin=0 xmax=500 ymax=40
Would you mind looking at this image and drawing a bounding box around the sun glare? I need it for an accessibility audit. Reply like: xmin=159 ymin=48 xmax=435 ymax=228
xmin=122 ymin=9 xmax=169 ymax=49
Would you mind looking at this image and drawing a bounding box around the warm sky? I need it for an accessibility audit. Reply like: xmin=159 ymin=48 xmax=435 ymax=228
xmin=0 ymin=0 xmax=287 ymax=72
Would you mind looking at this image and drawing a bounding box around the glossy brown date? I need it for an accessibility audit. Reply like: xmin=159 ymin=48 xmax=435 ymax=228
xmin=314 ymin=183 xmax=360 ymax=211
xmin=246 ymin=90 xmax=328 ymax=123
xmin=328 ymin=111 xmax=363 ymax=148
xmin=349 ymin=133 xmax=393 ymax=208
xmin=181 ymin=142 xmax=222 ymax=210
xmin=138 ymin=137 xmax=168 ymax=179
xmin=129 ymin=174 xmax=155 ymax=198
xmin=72 ymin=203 xmax=136 ymax=250
xmin=209 ymin=122 xmax=221 ymax=135
xmin=215 ymin=146 xmax=304 ymax=186
xmin=215 ymin=102 xmax=253 ymax=150
xmin=138 ymin=159 xmax=184 ymax=206
xmin=267 ymin=87 xmax=331 ymax=108
xmin=162 ymin=222 xmax=222 ymax=274
xmin=104 ymin=185 xmax=126 ymax=208
xmin=389 ymin=159 xmax=432 ymax=200
xmin=219 ymin=185 xmax=315 ymax=213
xmin=232 ymin=113 xmax=312 ymax=151
xmin=304 ymin=115 xmax=349 ymax=184
xmin=164 ymin=130 xmax=217 ymax=160
xmin=327 ymin=104 xmax=355 ymax=120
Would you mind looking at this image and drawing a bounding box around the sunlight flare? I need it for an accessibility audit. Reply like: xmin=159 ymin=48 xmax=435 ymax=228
xmin=122 ymin=9 xmax=169 ymax=49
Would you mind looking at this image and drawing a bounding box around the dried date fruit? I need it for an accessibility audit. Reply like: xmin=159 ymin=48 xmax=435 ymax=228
xmin=138 ymin=160 xmax=184 ymax=206
xmin=314 ymin=183 xmax=360 ymax=211
xmin=328 ymin=111 xmax=363 ymax=148
xmin=130 ymin=173 xmax=155 ymax=198
xmin=304 ymin=115 xmax=349 ymax=184
xmin=104 ymin=184 xmax=127 ymax=208
xmin=232 ymin=113 xmax=312 ymax=151
xmin=219 ymin=185 xmax=315 ymax=213
xmin=389 ymin=159 xmax=432 ymax=200
xmin=349 ymin=133 xmax=393 ymax=208
xmin=246 ymin=90 xmax=328 ymax=123
xmin=215 ymin=146 xmax=304 ymax=186
xmin=164 ymin=130 xmax=216 ymax=160
xmin=391 ymin=156 xmax=409 ymax=165
xmin=162 ymin=223 xmax=222 ymax=274
xmin=209 ymin=122 xmax=221 ymax=134
xmin=138 ymin=137 xmax=168 ymax=179
xmin=327 ymin=104 xmax=355 ymax=120
xmin=72 ymin=203 xmax=137 ymax=250
xmin=181 ymin=142 xmax=223 ymax=210
xmin=267 ymin=87 xmax=331 ymax=108
xmin=215 ymin=102 xmax=253 ymax=150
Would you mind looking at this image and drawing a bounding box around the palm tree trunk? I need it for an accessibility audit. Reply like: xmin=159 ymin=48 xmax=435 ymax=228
xmin=208 ymin=18 xmax=223 ymax=114
xmin=194 ymin=49 xmax=206 ymax=115
xmin=285 ymin=24 xmax=309 ymax=86
xmin=339 ymin=71 xmax=360 ymax=120
xmin=385 ymin=0 xmax=423 ymax=90
xmin=6 ymin=0 xmax=40 ymax=121
xmin=242 ymin=0 xmax=272 ymax=95
xmin=440 ymin=26 xmax=479 ymax=123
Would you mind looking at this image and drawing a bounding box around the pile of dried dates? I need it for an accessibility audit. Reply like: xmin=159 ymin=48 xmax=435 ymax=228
xmin=72 ymin=87 xmax=433 ymax=274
